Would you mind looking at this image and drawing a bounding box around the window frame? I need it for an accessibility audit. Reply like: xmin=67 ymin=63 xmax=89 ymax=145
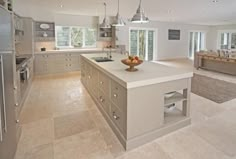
xmin=217 ymin=30 xmax=236 ymax=51
xmin=129 ymin=27 xmax=158 ymax=61
xmin=188 ymin=30 xmax=207 ymax=59
xmin=55 ymin=25 xmax=97 ymax=49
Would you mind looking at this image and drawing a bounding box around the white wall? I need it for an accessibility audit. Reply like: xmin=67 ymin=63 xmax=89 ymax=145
xmin=116 ymin=21 xmax=210 ymax=60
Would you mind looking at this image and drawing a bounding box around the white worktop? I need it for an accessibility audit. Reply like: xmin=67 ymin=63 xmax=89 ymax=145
xmin=35 ymin=48 xmax=117 ymax=54
xmin=81 ymin=53 xmax=193 ymax=89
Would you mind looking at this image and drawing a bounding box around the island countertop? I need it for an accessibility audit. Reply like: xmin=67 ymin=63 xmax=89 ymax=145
xmin=81 ymin=53 xmax=193 ymax=89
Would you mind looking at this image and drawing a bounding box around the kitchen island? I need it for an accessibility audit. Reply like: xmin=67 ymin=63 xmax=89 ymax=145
xmin=80 ymin=53 xmax=193 ymax=150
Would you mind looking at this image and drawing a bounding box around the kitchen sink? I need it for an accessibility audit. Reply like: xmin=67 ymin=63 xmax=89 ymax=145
xmin=16 ymin=57 xmax=27 ymax=65
xmin=92 ymin=57 xmax=113 ymax=62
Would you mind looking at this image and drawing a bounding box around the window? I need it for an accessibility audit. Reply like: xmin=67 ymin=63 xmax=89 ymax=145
xmin=218 ymin=31 xmax=236 ymax=50
xmin=129 ymin=28 xmax=156 ymax=61
xmin=56 ymin=26 xmax=97 ymax=48
xmin=188 ymin=31 xmax=206 ymax=59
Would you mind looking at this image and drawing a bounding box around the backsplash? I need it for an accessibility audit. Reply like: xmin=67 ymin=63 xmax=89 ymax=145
xmin=35 ymin=41 xmax=114 ymax=52
xmin=35 ymin=41 xmax=56 ymax=52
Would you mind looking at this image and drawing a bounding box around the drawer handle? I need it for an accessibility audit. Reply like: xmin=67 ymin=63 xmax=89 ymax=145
xmin=113 ymin=112 xmax=120 ymax=120
xmin=99 ymin=96 xmax=105 ymax=102
xmin=100 ymin=81 xmax=103 ymax=85
xmin=113 ymin=94 xmax=118 ymax=98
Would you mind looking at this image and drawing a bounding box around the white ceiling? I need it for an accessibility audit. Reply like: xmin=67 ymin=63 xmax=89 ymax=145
xmin=15 ymin=0 xmax=236 ymax=25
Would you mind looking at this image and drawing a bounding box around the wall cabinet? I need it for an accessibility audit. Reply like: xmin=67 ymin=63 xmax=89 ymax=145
xmin=34 ymin=53 xmax=80 ymax=75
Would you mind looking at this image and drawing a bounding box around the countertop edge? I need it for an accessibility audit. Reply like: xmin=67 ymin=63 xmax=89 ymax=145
xmin=81 ymin=54 xmax=193 ymax=89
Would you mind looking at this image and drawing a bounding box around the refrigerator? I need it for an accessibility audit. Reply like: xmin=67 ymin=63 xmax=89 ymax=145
xmin=0 ymin=5 xmax=17 ymax=159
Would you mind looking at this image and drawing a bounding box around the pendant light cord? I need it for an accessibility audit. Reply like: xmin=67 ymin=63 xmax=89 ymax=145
xmin=104 ymin=3 xmax=107 ymax=18
xmin=118 ymin=0 xmax=120 ymax=13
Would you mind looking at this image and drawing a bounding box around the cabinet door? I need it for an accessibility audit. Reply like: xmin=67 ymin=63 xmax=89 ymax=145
xmin=52 ymin=54 xmax=66 ymax=73
xmin=34 ymin=55 xmax=46 ymax=74
xmin=80 ymin=58 xmax=87 ymax=84
xmin=111 ymin=80 xmax=127 ymax=112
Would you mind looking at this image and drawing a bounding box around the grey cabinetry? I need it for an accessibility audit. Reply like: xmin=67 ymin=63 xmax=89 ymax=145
xmin=34 ymin=53 xmax=80 ymax=75
xmin=80 ymin=55 xmax=192 ymax=150
xmin=80 ymin=56 xmax=127 ymax=137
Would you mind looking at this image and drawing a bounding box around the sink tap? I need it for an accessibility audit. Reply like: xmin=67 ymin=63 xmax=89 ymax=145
xmin=104 ymin=46 xmax=112 ymax=59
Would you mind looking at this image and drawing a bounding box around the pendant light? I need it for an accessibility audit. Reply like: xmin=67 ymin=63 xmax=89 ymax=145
xmin=112 ymin=0 xmax=126 ymax=26
xmin=100 ymin=3 xmax=111 ymax=28
xmin=131 ymin=0 xmax=149 ymax=23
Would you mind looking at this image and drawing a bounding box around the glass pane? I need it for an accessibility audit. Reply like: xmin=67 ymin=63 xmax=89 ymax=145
xmin=71 ymin=27 xmax=83 ymax=47
xmin=193 ymin=32 xmax=199 ymax=53
xmin=231 ymin=33 xmax=236 ymax=49
xmin=189 ymin=32 xmax=193 ymax=58
xmin=56 ymin=26 xmax=70 ymax=47
xmin=139 ymin=30 xmax=146 ymax=59
xmin=85 ymin=28 xmax=97 ymax=47
xmin=220 ymin=33 xmax=229 ymax=49
xmin=148 ymin=31 xmax=154 ymax=61
xmin=130 ymin=30 xmax=138 ymax=56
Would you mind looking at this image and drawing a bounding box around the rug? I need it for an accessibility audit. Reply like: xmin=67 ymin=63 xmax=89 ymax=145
xmin=191 ymin=73 xmax=236 ymax=103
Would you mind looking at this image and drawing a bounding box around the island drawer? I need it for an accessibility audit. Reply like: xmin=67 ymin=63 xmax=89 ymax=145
xmin=111 ymin=80 xmax=126 ymax=111
xmin=98 ymin=72 xmax=110 ymax=95
xmin=98 ymin=89 xmax=110 ymax=114
xmin=110 ymin=103 xmax=125 ymax=134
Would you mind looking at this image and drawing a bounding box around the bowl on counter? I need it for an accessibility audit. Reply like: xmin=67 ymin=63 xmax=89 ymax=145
xmin=121 ymin=59 xmax=143 ymax=72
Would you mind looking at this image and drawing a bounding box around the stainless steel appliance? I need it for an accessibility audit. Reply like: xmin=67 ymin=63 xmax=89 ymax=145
xmin=0 ymin=6 xmax=17 ymax=159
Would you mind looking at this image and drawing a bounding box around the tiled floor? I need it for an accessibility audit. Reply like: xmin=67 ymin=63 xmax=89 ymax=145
xmin=15 ymin=69 xmax=236 ymax=159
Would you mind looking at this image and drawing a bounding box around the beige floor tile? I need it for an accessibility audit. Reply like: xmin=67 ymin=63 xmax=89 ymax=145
xmin=156 ymin=129 xmax=230 ymax=159
xmin=191 ymin=113 xmax=236 ymax=157
xmin=54 ymin=129 xmax=113 ymax=159
xmin=116 ymin=142 xmax=171 ymax=159
xmin=190 ymin=93 xmax=226 ymax=117
xmin=25 ymin=144 xmax=54 ymax=159
xmin=54 ymin=111 xmax=96 ymax=139
xmin=20 ymin=104 xmax=53 ymax=124
xmin=15 ymin=119 xmax=54 ymax=159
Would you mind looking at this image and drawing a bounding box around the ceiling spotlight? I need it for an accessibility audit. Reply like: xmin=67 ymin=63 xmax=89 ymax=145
xmin=60 ymin=4 xmax=63 ymax=8
xmin=212 ymin=0 xmax=219 ymax=3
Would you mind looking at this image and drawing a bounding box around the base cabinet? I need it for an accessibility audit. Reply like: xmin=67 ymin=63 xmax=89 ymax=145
xmin=80 ymin=56 xmax=192 ymax=150
xmin=34 ymin=53 xmax=80 ymax=75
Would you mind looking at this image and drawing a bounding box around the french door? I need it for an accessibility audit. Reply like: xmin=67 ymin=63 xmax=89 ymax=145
xmin=129 ymin=28 xmax=156 ymax=61
xmin=189 ymin=31 xmax=206 ymax=59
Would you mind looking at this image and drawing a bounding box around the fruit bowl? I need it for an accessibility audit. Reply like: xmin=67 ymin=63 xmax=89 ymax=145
xmin=121 ymin=59 xmax=143 ymax=72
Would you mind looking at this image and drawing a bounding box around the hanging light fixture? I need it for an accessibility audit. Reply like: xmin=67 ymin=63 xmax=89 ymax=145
xmin=112 ymin=0 xmax=126 ymax=26
xmin=131 ymin=0 xmax=149 ymax=23
xmin=100 ymin=3 xmax=111 ymax=28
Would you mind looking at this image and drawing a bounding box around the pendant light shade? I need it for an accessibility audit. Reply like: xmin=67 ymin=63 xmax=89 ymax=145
xmin=100 ymin=3 xmax=111 ymax=28
xmin=131 ymin=0 xmax=149 ymax=23
xmin=112 ymin=0 xmax=126 ymax=26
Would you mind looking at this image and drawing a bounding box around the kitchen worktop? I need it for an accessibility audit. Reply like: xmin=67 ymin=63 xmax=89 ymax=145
xmin=35 ymin=48 xmax=117 ymax=54
xmin=81 ymin=53 xmax=193 ymax=89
